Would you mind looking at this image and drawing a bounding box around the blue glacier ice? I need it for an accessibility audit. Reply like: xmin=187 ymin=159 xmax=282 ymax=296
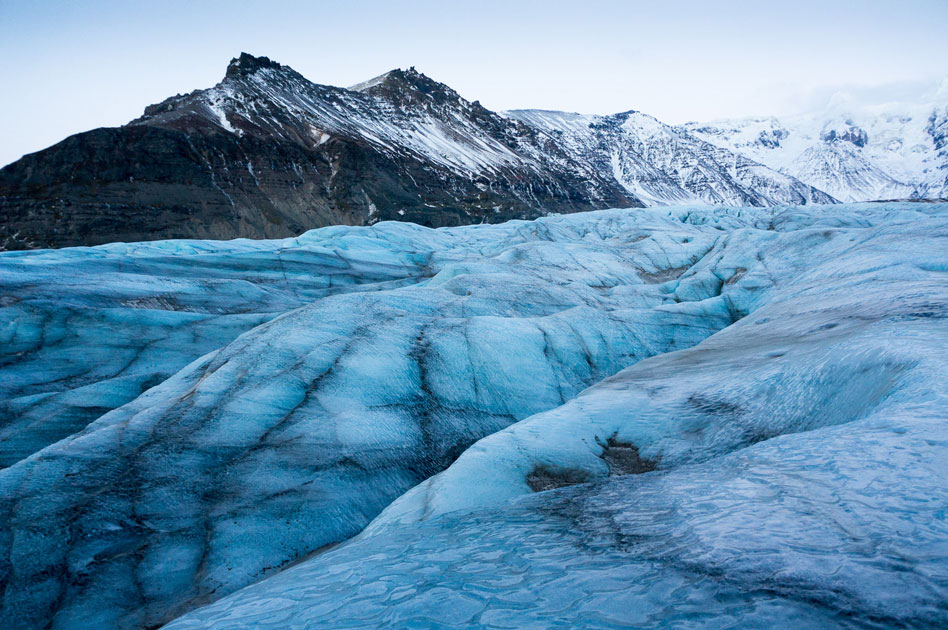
xmin=2 ymin=202 xmax=947 ymax=630
xmin=0 ymin=208 xmax=737 ymax=630
xmin=0 ymin=234 xmax=427 ymax=467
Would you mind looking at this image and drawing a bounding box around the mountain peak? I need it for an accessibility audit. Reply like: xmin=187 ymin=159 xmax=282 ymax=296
xmin=225 ymin=52 xmax=286 ymax=79
xmin=349 ymin=67 xmax=461 ymax=104
xmin=350 ymin=67 xmax=422 ymax=90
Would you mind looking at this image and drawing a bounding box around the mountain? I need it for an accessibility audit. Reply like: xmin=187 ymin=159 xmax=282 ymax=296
xmin=683 ymin=101 xmax=948 ymax=202
xmin=0 ymin=53 xmax=832 ymax=251
xmin=507 ymin=109 xmax=835 ymax=206
xmin=0 ymin=54 xmax=637 ymax=251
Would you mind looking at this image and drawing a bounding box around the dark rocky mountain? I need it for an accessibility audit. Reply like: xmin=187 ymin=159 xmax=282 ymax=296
xmin=0 ymin=54 xmax=639 ymax=250
xmin=0 ymin=53 xmax=834 ymax=250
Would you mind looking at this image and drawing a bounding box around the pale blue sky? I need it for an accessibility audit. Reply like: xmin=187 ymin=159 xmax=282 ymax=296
xmin=2 ymin=0 xmax=946 ymax=166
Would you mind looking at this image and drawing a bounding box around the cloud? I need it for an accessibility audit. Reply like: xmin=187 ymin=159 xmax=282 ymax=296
xmin=804 ymin=78 xmax=948 ymax=113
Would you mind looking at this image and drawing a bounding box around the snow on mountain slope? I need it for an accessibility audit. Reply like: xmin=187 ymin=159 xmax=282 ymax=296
xmin=0 ymin=54 xmax=640 ymax=251
xmin=147 ymin=61 xmax=520 ymax=178
xmin=2 ymin=53 xmax=845 ymax=252
xmin=161 ymin=201 xmax=948 ymax=629
xmin=506 ymin=109 xmax=836 ymax=207
xmin=684 ymin=101 xmax=948 ymax=202
xmin=131 ymin=57 xmax=641 ymax=212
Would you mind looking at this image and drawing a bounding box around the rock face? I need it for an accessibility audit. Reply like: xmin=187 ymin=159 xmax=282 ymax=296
xmin=0 ymin=53 xmax=836 ymax=251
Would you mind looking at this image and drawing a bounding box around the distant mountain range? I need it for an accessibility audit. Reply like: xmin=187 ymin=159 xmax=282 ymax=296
xmin=1 ymin=53 xmax=944 ymax=250
xmin=683 ymin=103 xmax=948 ymax=203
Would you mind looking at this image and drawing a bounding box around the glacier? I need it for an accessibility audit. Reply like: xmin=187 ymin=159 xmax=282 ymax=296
xmin=0 ymin=234 xmax=428 ymax=467
xmin=164 ymin=201 xmax=948 ymax=629
xmin=0 ymin=208 xmax=736 ymax=630
xmin=1 ymin=201 xmax=947 ymax=629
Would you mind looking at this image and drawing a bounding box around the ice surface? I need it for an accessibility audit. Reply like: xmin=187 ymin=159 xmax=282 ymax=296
xmin=0 ymin=233 xmax=426 ymax=467
xmin=163 ymin=201 xmax=948 ymax=629
xmin=370 ymin=203 xmax=948 ymax=525
xmin=3 ymin=202 xmax=947 ymax=630
xmin=0 ymin=207 xmax=744 ymax=630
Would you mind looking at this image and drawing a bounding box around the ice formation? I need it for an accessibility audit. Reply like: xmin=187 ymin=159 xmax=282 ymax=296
xmin=168 ymin=201 xmax=948 ymax=629
xmin=1 ymin=202 xmax=946 ymax=629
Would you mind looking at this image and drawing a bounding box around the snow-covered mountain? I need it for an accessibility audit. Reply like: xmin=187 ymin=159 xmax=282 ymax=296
xmin=0 ymin=54 xmax=636 ymax=250
xmin=1 ymin=53 xmax=832 ymax=250
xmin=507 ymin=109 xmax=835 ymax=206
xmin=132 ymin=55 xmax=638 ymax=216
xmin=683 ymin=101 xmax=948 ymax=202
